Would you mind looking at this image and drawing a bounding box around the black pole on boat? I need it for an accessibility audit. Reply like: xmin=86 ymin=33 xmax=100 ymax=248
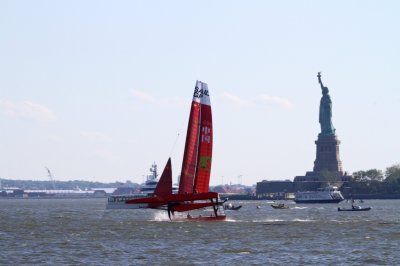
xmin=167 ymin=203 xmax=172 ymax=220
xmin=211 ymin=198 xmax=218 ymax=217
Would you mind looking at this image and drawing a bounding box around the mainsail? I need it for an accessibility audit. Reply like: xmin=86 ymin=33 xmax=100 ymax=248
xmin=179 ymin=81 xmax=213 ymax=194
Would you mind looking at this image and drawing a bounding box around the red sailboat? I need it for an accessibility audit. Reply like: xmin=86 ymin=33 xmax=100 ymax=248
xmin=126 ymin=81 xmax=226 ymax=221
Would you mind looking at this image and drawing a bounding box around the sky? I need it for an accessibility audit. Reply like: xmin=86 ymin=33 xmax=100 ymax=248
xmin=1 ymin=1 xmax=399 ymax=186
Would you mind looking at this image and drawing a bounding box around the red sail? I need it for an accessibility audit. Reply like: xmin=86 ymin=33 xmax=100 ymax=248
xmin=178 ymin=94 xmax=201 ymax=194
xmin=193 ymin=83 xmax=212 ymax=193
xmin=153 ymin=158 xmax=172 ymax=197
xmin=178 ymin=81 xmax=212 ymax=194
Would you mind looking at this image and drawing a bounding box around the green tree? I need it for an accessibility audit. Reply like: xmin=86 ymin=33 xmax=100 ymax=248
xmin=385 ymin=164 xmax=400 ymax=183
xmin=366 ymin=169 xmax=384 ymax=181
xmin=352 ymin=170 xmax=366 ymax=182
xmin=352 ymin=169 xmax=383 ymax=182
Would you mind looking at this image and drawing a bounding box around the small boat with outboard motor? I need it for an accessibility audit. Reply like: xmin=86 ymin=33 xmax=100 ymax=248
xmin=338 ymin=205 xmax=371 ymax=212
xmin=271 ymin=203 xmax=289 ymax=209
xmin=223 ymin=203 xmax=242 ymax=211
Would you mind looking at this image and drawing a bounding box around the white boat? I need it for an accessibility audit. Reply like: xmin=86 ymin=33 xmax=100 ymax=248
xmin=139 ymin=162 xmax=159 ymax=195
xmin=140 ymin=162 xmax=179 ymax=195
xmin=294 ymin=186 xmax=344 ymax=204
xmin=106 ymin=162 xmax=177 ymax=209
xmin=106 ymin=194 xmax=152 ymax=209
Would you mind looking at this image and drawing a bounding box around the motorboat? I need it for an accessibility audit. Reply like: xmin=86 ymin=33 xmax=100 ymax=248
xmin=223 ymin=203 xmax=242 ymax=211
xmin=271 ymin=203 xmax=289 ymax=209
xmin=338 ymin=205 xmax=371 ymax=212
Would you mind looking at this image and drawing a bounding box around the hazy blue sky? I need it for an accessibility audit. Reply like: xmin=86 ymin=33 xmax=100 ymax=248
xmin=1 ymin=1 xmax=399 ymax=185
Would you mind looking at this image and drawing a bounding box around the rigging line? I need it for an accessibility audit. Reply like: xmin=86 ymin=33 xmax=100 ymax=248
xmin=170 ymin=100 xmax=191 ymax=159
xmin=170 ymin=99 xmax=191 ymax=158
xmin=169 ymin=132 xmax=180 ymax=157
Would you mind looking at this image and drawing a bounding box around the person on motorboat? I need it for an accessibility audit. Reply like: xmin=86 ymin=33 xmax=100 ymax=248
xmin=224 ymin=203 xmax=239 ymax=210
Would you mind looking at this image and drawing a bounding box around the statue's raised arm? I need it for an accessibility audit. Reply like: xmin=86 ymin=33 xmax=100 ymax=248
xmin=317 ymin=72 xmax=324 ymax=90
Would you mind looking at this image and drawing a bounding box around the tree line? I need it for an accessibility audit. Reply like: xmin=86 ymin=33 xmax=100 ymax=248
xmin=344 ymin=163 xmax=400 ymax=198
xmin=352 ymin=164 xmax=400 ymax=183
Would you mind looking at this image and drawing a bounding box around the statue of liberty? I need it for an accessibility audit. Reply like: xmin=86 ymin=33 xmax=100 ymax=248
xmin=317 ymin=72 xmax=335 ymax=136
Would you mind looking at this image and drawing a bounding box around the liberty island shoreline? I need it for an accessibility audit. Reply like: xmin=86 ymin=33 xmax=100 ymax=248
xmin=2 ymin=178 xmax=400 ymax=201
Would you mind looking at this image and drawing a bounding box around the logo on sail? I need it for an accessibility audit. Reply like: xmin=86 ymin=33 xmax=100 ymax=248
xmin=199 ymin=156 xmax=211 ymax=169
xmin=193 ymin=86 xmax=209 ymax=98
xmin=201 ymin=126 xmax=211 ymax=143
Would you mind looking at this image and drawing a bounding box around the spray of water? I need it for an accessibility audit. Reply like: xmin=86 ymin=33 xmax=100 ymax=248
xmin=152 ymin=211 xmax=170 ymax=222
xmin=292 ymin=206 xmax=308 ymax=210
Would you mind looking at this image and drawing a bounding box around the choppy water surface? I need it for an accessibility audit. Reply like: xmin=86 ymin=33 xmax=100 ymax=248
xmin=1 ymin=199 xmax=399 ymax=265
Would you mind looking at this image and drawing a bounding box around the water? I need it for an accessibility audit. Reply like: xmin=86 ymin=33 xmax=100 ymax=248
xmin=1 ymin=199 xmax=399 ymax=265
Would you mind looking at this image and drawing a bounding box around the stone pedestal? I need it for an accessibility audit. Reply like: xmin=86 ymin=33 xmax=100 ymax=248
xmin=294 ymin=134 xmax=351 ymax=183
xmin=313 ymin=134 xmax=343 ymax=173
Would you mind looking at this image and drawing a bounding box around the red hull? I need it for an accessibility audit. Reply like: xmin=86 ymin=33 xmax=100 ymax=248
xmin=173 ymin=215 xmax=226 ymax=222
xmin=187 ymin=216 xmax=226 ymax=221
